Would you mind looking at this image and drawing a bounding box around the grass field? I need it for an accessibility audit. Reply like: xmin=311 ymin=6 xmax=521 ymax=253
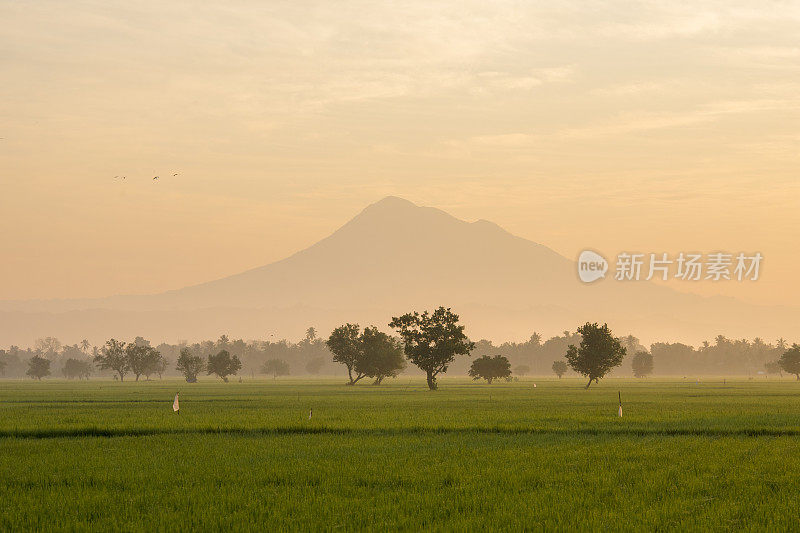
xmin=2 ymin=377 xmax=800 ymax=531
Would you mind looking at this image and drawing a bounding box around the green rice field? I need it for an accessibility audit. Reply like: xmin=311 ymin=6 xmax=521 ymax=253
xmin=2 ymin=377 xmax=799 ymax=531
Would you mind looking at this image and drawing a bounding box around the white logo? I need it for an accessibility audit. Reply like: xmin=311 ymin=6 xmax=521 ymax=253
xmin=578 ymin=250 xmax=608 ymax=283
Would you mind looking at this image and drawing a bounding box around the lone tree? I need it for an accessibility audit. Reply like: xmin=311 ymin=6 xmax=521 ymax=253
xmin=565 ymin=322 xmax=626 ymax=389
xmin=389 ymin=307 xmax=475 ymax=390
xmin=62 ymin=358 xmax=92 ymax=380
xmin=552 ymin=360 xmax=568 ymax=379
xmin=262 ymin=358 xmax=290 ymax=379
xmin=327 ymin=323 xmax=366 ymax=385
xmin=207 ymin=350 xmax=242 ymax=382
xmin=176 ymin=348 xmax=205 ymax=383
xmin=469 ymin=354 xmax=511 ymax=384
xmin=631 ymin=351 xmax=654 ymax=378
xmin=357 ymin=326 xmax=406 ymax=385
xmin=94 ymin=338 xmax=129 ymax=381
xmin=125 ymin=344 xmax=163 ymax=381
xmin=26 ymin=355 xmax=51 ymax=380
xmin=778 ymin=344 xmax=800 ymax=380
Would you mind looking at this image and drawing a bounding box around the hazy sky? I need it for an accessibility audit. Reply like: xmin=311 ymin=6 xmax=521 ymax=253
xmin=1 ymin=1 xmax=798 ymax=305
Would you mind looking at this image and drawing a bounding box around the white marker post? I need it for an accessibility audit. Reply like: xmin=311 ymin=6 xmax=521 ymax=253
xmin=618 ymin=391 xmax=622 ymax=418
xmin=173 ymin=393 xmax=180 ymax=413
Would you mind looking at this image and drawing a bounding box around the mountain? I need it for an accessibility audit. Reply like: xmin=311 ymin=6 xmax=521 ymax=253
xmin=1 ymin=196 xmax=797 ymax=346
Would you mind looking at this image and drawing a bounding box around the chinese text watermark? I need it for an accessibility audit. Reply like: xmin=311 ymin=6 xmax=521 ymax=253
xmin=578 ymin=251 xmax=762 ymax=283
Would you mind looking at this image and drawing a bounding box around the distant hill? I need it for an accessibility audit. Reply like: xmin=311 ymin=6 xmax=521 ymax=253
xmin=1 ymin=196 xmax=797 ymax=346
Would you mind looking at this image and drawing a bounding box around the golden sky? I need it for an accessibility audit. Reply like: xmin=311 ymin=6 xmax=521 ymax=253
xmin=1 ymin=1 xmax=798 ymax=305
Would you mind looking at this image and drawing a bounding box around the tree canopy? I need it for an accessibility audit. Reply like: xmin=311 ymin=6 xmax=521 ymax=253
xmin=468 ymin=354 xmax=511 ymax=384
xmin=207 ymin=350 xmax=242 ymax=382
xmin=327 ymin=323 xmax=365 ymax=385
xmin=551 ymin=360 xmax=568 ymax=378
xmin=778 ymin=344 xmax=800 ymax=380
xmin=94 ymin=339 xmax=129 ymax=381
xmin=356 ymin=326 xmax=406 ymax=385
xmin=631 ymin=351 xmax=654 ymax=378
xmin=62 ymin=358 xmax=92 ymax=380
xmin=565 ymin=322 xmax=626 ymax=389
xmin=26 ymin=355 xmax=51 ymax=380
xmin=389 ymin=307 xmax=474 ymax=390
xmin=176 ymin=348 xmax=205 ymax=383
xmin=125 ymin=344 xmax=164 ymax=381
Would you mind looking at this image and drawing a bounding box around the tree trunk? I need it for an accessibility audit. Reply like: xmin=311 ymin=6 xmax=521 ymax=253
xmin=426 ymin=371 xmax=438 ymax=390
xmin=135 ymin=374 xmax=140 ymax=381
xmin=585 ymin=377 xmax=593 ymax=389
xmin=373 ymin=376 xmax=384 ymax=385
xmin=796 ymin=374 xmax=799 ymax=381
xmin=118 ymin=371 xmax=124 ymax=382
xmin=347 ymin=366 xmax=355 ymax=385
xmin=487 ymin=377 xmax=493 ymax=384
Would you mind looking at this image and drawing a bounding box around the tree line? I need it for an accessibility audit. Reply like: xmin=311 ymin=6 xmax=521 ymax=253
xmin=1 ymin=311 xmax=799 ymax=384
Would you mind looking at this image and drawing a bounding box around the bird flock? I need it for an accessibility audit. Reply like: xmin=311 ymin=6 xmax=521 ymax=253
xmin=113 ymin=172 xmax=179 ymax=181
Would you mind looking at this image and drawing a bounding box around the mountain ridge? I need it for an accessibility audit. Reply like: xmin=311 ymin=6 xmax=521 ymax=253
xmin=1 ymin=196 xmax=797 ymax=345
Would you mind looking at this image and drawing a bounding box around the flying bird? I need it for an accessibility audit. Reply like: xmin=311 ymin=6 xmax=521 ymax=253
xmin=153 ymin=176 xmax=159 ymax=180
xmin=173 ymin=173 xmax=179 ymax=176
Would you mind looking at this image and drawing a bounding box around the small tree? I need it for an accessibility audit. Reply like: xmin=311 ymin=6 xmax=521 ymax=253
xmin=125 ymin=344 xmax=163 ymax=381
xmin=469 ymin=355 xmax=511 ymax=384
xmin=26 ymin=356 xmax=51 ymax=380
xmin=778 ymin=344 xmax=800 ymax=380
xmin=357 ymin=326 xmax=406 ymax=385
xmin=631 ymin=351 xmax=654 ymax=378
xmin=0 ymin=357 xmax=6 ymax=376
xmin=565 ymin=322 xmax=626 ymax=389
xmin=62 ymin=358 xmax=92 ymax=380
xmin=514 ymin=365 xmax=531 ymax=377
xmin=176 ymin=348 xmax=205 ymax=383
xmin=261 ymin=358 xmax=291 ymax=379
xmin=153 ymin=355 xmax=168 ymax=379
xmin=389 ymin=307 xmax=475 ymax=390
xmin=94 ymin=338 xmax=129 ymax=381
xmin=207 ymin=349 xmax=242 ymax=382
xmin=552 ymin=360 xmax=567 ymax=379
xmin=327 ymin=323 xmax=366 ymax=385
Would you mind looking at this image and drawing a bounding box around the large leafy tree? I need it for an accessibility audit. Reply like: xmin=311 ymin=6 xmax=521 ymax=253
xmin=125 ymin=344 xmax=163 ymax=381
xmin=95 ymin=339 xmax=129 ymax=381
xmin=176 ymin=348 xmax=205 ymax=383
xmin=62 ymin=358 xmax=92 ymax=380
xmin=469 ymin=354 xmax=511 ymax=384
xmin=26 ymin=355 xmax=51 ymax=380
xmin=389 ymin=307 xmax=475 ymax=390
xmin=552 ymin=360 xmax=568 ymax=379
xmin=356 ymin=326 xmax=406 ymax=385
xmin=778 ymin=344 xmax=800 ymax=380
xmin=327 ymin=323 xmax=366 ymax=385
xmin=631 ymin=351 xmax=654 ymax=378
xmin=207 ymin=349 xmax=242 ymax=382
xmin=565 ymin=322 xmax=626 ymax=389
